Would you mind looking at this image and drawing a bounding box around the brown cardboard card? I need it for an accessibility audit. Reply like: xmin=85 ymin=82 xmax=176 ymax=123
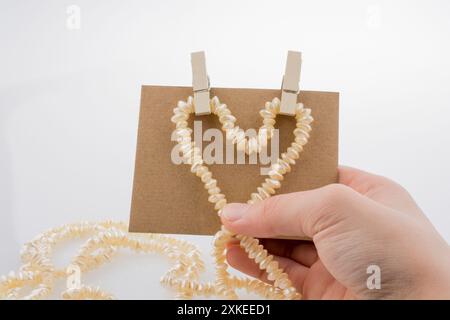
xmin=129 ymin=86 xmax=339 ymax=237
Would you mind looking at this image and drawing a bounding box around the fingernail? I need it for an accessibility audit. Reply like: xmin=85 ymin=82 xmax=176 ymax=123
xmin=221 ymin=203 xmax=248 ymax=221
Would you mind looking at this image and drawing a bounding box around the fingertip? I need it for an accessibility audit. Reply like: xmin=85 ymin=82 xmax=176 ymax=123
xmin=225 ymin=246 xmax=239 ymax=268
xmin=221 ymin=203 xmax=250 ymax=222
xmin=220 ymin=203 xmax=252 ymax=235
xmin=225 ymin=243 xmax=241 ymax=255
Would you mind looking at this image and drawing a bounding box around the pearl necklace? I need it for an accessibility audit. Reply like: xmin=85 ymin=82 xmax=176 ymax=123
xmin=0 ymin=96 xmax=312 ymax=300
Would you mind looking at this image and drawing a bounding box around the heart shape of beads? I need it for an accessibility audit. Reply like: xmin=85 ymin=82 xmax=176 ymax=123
xmin=171 ymin=96 xmax=313 ymax=299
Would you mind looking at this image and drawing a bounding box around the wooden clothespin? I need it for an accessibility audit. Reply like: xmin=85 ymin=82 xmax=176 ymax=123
xmin=280 ymin=51 xmax=302 ymax=115
xmin=191 ymin=51 xmax=211 ymax=115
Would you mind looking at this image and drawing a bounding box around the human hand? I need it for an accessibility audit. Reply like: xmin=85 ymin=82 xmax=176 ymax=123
xmin=220 ymin=166 xmax=450 ymax=299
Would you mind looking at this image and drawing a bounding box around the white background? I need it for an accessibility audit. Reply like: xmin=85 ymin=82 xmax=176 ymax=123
xmin=1 ymin=0 xmax=450 ymax=299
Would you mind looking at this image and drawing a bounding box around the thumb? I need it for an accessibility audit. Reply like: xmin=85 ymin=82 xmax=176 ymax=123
xmin=220 ymin=184 xmax=370 ymax=239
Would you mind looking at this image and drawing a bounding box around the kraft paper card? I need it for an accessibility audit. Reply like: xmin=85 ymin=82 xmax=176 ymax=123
xmin=129 ymin=86 xmax=339 ymax=236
